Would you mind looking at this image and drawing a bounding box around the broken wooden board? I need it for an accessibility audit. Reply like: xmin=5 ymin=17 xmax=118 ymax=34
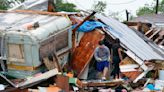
xmin=82 ymin=80 xmax=123 ymax=87
xmin=71 ymin=29 xmax=104 ymax=78
xmin=16 ymin=68 xmax=58 ymax=88
xmin=120 ymin=57 xmax=141 ymax=81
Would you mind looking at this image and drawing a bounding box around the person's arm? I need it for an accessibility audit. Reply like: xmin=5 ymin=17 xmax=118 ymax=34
xmin=94 ymin=48 xmax=101 ymax=61
xmin=118 ymin=48 xmax=123 ymax=62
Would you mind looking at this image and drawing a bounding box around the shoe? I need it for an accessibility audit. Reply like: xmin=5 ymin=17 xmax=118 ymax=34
xmin=101 ymin=77 xmax=106 ymax=81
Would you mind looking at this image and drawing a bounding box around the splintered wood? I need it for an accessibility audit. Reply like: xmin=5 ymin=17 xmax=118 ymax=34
xmin=121 ymin=57 xmax=141 ymax=81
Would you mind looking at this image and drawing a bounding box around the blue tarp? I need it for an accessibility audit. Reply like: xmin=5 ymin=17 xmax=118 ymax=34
xmin=146 ymin=84 xmax=160 ymax=91
xmin=77 ymin=20 xmax=106 ymax=32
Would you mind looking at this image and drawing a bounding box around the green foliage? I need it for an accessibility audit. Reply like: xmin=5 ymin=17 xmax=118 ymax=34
xmin=137 ymin=0 xmax=164 ymax=16
xmin=0 ymin=0 xmax=10 ymax=10
xmin=0 ymin=0 xmax=25 ymax=10
xmin=137 ymin=7 xmax=154 ymax=16
xmin=159 ymin=0 xmax=164 ymax=12
xmin=55 ymin=0 xmax=79 ymax=12
xmin=93 ymin=1 xmax=107 ymax=13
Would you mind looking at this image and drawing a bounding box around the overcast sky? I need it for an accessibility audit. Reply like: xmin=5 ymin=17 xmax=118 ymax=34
xmin=66 ymin=0 xmax=156 ymax=20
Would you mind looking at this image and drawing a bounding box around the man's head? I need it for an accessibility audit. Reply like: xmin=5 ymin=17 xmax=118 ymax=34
xmin=98 ymin=40 xmax=104 ymax=45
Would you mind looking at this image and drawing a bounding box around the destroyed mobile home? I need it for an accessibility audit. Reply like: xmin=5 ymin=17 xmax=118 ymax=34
xmin=0 ymin=10 xmax=163 ymax=91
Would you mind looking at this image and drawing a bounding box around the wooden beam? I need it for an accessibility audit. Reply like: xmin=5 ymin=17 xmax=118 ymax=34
xmin=0 ymin=10 xmax=67 ymax=16
xmin=82 ymin=80 xmax=123 ymax=87
xmin=148 ymin=28 xmax=161 ymax=40
xmin=145 ymin=28 xmax=154 ymax=36
xmin=159 ymin=39 xmax=164 ymax=45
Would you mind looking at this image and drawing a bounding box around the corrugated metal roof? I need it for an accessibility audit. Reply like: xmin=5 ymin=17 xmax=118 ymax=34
xmin=95 ymin=14 xmax=164 ymax=61
xmin=0 ymin=11 xmax=72 ymax=41
xmin=130 ymin=14 xmax=164 ymax=24
xmin=0 ymin=12 xmax=51 ymax=30
xmin=9 ymin=0 xmax=48 ymax=11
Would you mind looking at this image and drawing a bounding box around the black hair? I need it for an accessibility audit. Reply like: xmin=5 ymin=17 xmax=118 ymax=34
xmin=115 ymin=38 xmax=120 ymax=43
xmin=98 ymin=40 xmax=104 ymax=45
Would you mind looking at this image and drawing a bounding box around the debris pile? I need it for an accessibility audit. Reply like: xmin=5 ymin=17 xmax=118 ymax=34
xmin=0 ymin=0 xmax=164 ymax=92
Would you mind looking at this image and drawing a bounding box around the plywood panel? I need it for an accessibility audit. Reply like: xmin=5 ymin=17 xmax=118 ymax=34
xmin=8 ymin=44 xmax=25 ymax=63
xmin=71 ymin=29 xmax=104 ymax=78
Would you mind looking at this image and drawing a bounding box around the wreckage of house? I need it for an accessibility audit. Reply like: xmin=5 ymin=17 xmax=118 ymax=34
xmin=0 ymin=10 xmax=72 ymax=88
xmin=0 ymin=4 xmax=164 ymax=91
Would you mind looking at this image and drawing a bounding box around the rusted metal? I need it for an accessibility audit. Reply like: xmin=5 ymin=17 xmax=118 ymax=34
xmin=71 ymin=29 xmax=104 ymax=78
xmin=72 ymin=11 xmax=96 ymax=52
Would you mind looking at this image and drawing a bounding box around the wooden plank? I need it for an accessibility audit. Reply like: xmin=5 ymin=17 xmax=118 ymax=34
xmin=17 ymin=69 xmax=58 ymax=87
xmin=71 ymin=29 xmax=104 ymax=78
xmin=8 ymin=44 xmax=25 ymax=63
xmin=145 ymin=28 xmax=153 ymax=36
xmin=148 ymin=28 xmax=161 ymax=40
xmin=122 ymin=71 xmax=141 ymax=80
xmin=159 ymin=39 xmax=164 ymax=45
xmin=154 ymin=36 xmax=161 ymax=43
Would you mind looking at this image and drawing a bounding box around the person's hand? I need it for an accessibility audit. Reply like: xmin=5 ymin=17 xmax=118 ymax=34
xmin=97 ymin=58 xmax=102 ymax=61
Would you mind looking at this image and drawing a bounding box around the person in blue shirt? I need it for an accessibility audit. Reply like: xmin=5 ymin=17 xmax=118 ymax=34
xmin=94 ymin=40 xmax=110 ymax=80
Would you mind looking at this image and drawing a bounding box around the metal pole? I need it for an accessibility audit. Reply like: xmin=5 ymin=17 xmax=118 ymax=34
xmin=155 ymin=0 xmax=159 ymax=14
xmin=126 ymin=10 xmax=129 ymax=21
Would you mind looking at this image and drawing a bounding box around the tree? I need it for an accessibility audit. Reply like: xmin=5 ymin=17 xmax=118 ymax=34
xmin=137 ymin=0 xmax=164 ymax=16
xmin=158 ymin=0 xmax=164 ymax=12
xmin=92 ymin=1 xmax=107 ymax=13
xmin=55 ymin=0 xmax=79 ymax=12
xmin=137 ymin=6 xmax=155 ymax=16
xmin=0 ymin=0 xmax=25 ymax=10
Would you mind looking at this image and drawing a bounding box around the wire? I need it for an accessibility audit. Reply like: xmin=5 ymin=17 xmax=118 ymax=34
xmin=108 ymin=0 xmax=137 ymax=5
